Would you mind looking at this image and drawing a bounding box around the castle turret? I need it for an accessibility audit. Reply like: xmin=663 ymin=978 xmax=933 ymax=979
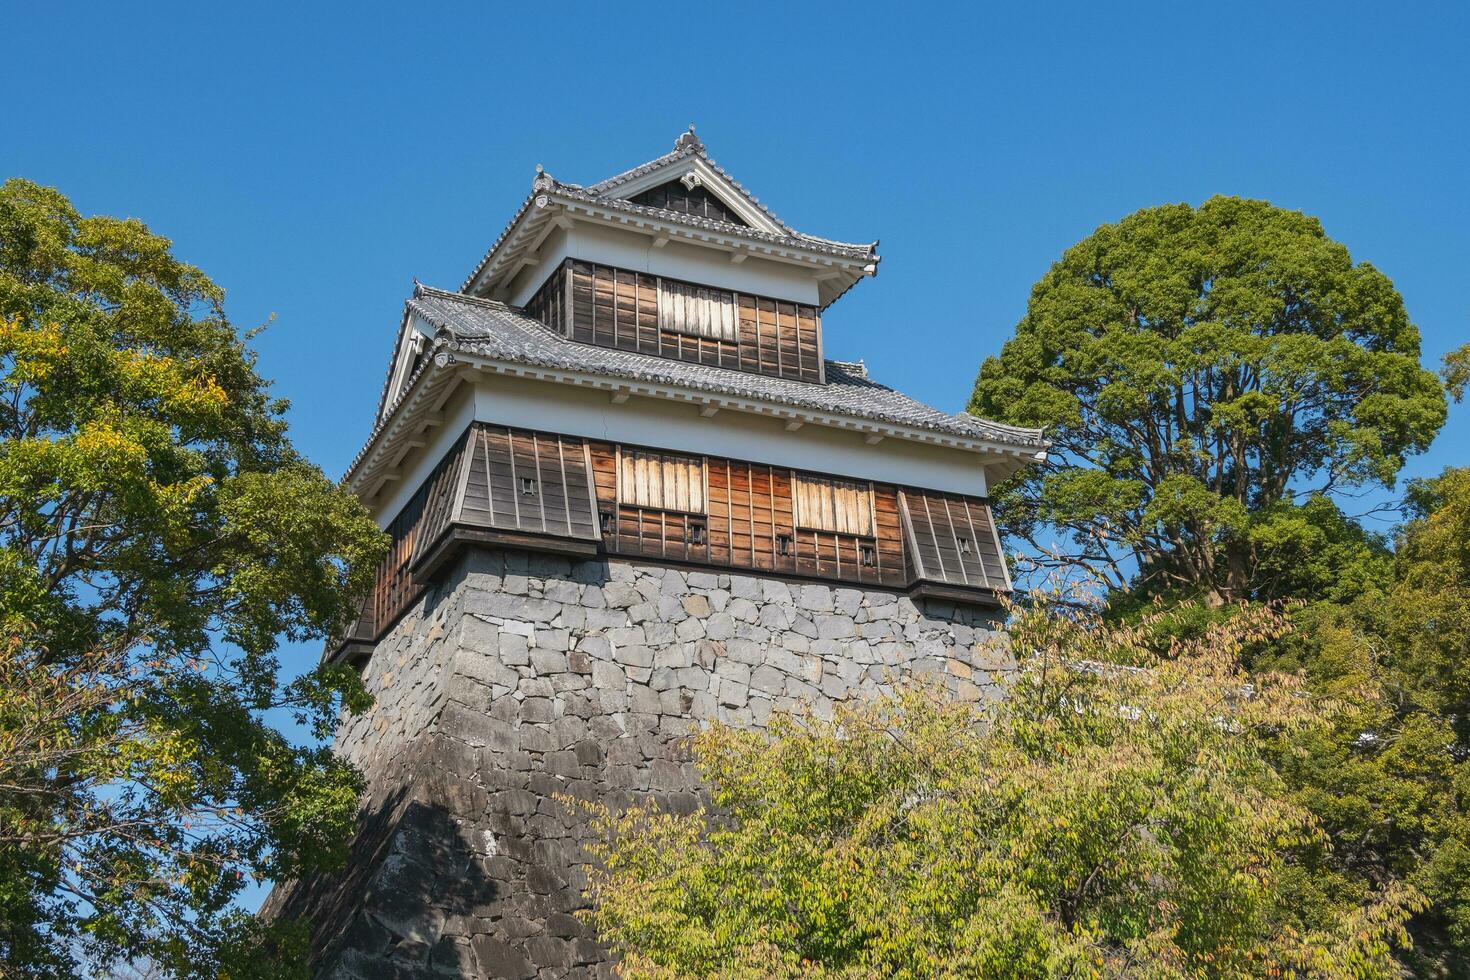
xmin=265 ymin=130 xmax=1047 ymax=979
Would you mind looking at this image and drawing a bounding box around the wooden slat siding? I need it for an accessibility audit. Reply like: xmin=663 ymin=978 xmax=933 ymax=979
xmin=974 ymin=501 xmax=1011 ymax=590
xmin=566 ymin=261 xmax=821 ymax=383
xmin=370 ymin=431 xmax=471 ymax=637
xmin=797 ymin=306 xmax=820 ymax=380
xmin=591 ymin=440 xmax=1004 ymax=594
xmin=898 ymin=489 xmax=1008 ymax=591
xmin=570 ymin=260 xmax=595 ymax=343
xmin=628 ymin=180 xmax=749 ymax=226
xmin=637 ymin=270 xmax=659 ymax=352
xmin=342 ymin=595 xmax=377 ymax=645
xmin=872 ymin=485 xmax=906 ymax=587
xmin=525 ymin=260 xmax=569 ymax=335
xmin=738 ymin=295 xmax=759 ymax=375
xmin=456 ymin=425 xmax=600 ymax=539
xmin=757 ymin=297 xmax=777 ymax=376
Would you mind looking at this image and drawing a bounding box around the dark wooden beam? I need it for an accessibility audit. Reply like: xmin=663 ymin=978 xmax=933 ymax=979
xmin=907 ymin=581 xmax=1006 ymax=609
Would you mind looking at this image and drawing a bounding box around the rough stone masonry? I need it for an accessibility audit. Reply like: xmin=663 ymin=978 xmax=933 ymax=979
xmin=264 ymin=548 xmax=1011 ymax=978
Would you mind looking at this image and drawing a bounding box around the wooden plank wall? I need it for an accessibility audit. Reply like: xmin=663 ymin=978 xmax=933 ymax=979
xmin=899 ymin=490 xmax=1010 ymax=591
xmin=457 ymin=425 xmax=599 ymax=540
xmin=370 ymin=429 xmax=472 ymax=639
xmin=526 ymin=260 xmax=822 ymax=383
xmin=630 ymin=179 xmax=749 ymax=226
xmin=589 ymin=442 xmax=905 ymax=589
xmin=525 ymin=263 xmax=568 ymax=335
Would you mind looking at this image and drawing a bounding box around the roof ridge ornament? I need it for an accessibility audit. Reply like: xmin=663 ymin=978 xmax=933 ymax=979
xmin=673 ymin=124 xmax=703 ymax=152
xmin=532 ymin=163 xmax=554 ymax=193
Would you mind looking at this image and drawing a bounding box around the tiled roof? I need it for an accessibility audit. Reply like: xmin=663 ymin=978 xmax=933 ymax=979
xmin=547 ymin=180 xmax=877 ymax=259
xmin=405 ymin=285 xmax=1047 ymax=451
xmin=587 ymin=128 xmax=797 ymax=236
xmin=461 ymin=129 xmax=877 ymax=295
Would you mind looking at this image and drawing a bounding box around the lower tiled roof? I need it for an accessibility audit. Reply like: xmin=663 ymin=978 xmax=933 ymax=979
xmin=405 ymin=285 xmax=1047 ymax=451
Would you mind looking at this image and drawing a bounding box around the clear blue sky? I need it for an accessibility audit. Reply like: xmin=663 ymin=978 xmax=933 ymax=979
xmin=5 ymin=0 xmax=1467 ymax=906
xmin=7 ymin=0 xmax=1466 ymax=494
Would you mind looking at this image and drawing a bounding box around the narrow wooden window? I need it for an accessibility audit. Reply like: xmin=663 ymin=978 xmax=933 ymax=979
xmin=618 ymin=450 xmax=706 ymax=514
xmin=657 ymin=280 xmax=738 ymax=341
xmin=793 ymin=475 xmax=875 ymax=537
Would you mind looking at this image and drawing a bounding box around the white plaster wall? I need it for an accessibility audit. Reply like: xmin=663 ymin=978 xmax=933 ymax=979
xmin=505 ymin=222 xmax=822 ymax=307
xmin=370 ymin=385 xmax=477 ymax=528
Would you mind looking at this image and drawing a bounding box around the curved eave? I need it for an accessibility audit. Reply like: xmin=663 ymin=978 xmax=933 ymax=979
xmin=346 ymin=355 xmax=1048 ymax=502
xmin=463 ymin=192 xmax=879 ymax=310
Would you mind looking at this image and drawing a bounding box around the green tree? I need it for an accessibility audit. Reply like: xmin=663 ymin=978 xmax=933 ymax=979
xmin=1260 ymin=468 xmax=1470 ymax=975
xmin=0 ymin=178 xmax=386 ymax=978
xmin=969 ymin=196 xmax=1445 ymax=604
xmin=576 ymin=600 xmax=1421 ymax=978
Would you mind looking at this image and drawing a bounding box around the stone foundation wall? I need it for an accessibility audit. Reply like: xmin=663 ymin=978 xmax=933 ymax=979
xmin=265 ymin=548 xmax=1009 ymax=979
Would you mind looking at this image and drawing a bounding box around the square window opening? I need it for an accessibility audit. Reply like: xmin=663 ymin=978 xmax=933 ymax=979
xmin=777 ymin=534 xmax=793 ymax=557
xmin=657 ymin=280 xmax=738 ymax=342
xmin=859 ymin=543 xmax=877 ymax=567
xmin=618 ymin=450 xmax=705 ymax=514
xmin=520 ymin=477 xmax=537 ymax=496
xmin=793 ymin=475 xmax=875 ymax=537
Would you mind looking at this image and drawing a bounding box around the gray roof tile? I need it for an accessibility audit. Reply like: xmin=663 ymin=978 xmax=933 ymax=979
xmin=406 ymin=286 xmax=1047 ymax=450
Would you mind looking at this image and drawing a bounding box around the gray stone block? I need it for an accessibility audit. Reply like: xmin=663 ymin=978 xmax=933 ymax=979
xmin=602 ymin=582 xmax=640 ymax=608
xmin=500 ymin=633 xmax=531 ymax=667
xmin=704 ymin=612 xmax=736 ymax=640
xmin=797 ymin=584 xmax=834 ymax=613
xmin=530 ymin=649 xmax=568 ymax=675
xmin=590 ymin=661 xmax=625 ymax=691
xmin=815 ymin=614 xmax=857 ymax=640
xmin=473 ymin=937 xmax=536 ymax=979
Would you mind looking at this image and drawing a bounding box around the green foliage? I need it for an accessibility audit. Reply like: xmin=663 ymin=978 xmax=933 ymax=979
xmin=1259 ymin=469 xmax=1470 ymax=974
xmin=0 ymin=178 xmax=387 ymax=977
xmin=577 ymin=601 xmax=1422 ymax=978
xmin=1441 ymin=343 xmax=1470 ymax=403
xmin=969 ymin=196 xmax=1445 ymax=604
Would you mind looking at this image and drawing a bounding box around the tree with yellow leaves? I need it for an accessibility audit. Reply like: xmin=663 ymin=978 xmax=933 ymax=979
xmin=577 ymin=597 xmax=1421 ymax=978
xmin=0 ymin=179 xmax=385 ymax=978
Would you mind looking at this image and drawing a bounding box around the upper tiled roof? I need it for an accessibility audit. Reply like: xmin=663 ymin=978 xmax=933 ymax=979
xmin=461 ymin=129 xmax=878 ymax=296
xmin=587 ymin=128 xmax=798 ymax=235
xmin=545 ymin=180 xmax=877 ymax=259
xmin=404 ymin=285 xmax=1047 ymax=451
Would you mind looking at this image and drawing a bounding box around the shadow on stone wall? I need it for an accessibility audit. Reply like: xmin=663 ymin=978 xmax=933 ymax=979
xmin=268 ymin=782 xmax=504 ymax=978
